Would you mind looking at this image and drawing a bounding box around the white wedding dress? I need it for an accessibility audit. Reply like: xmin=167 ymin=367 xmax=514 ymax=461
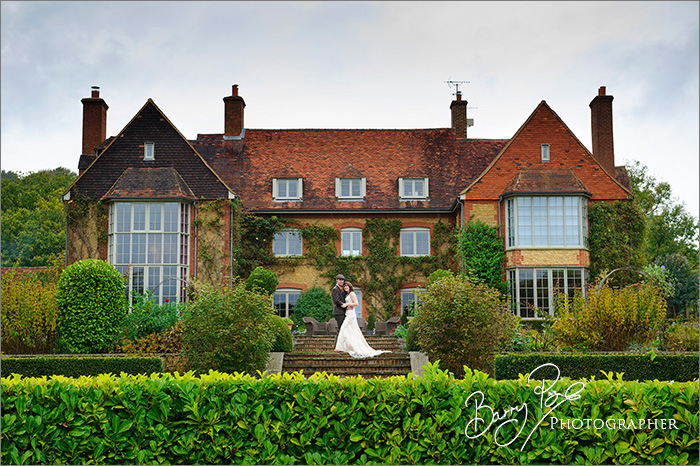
xmin=335 ymin=294 xmax=390 ymax=358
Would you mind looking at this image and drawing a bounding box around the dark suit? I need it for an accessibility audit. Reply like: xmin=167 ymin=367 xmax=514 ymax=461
xmin=331 ymin=284 xmax=347 ymax=330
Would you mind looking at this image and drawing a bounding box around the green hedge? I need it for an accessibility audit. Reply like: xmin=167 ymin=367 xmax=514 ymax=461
xmin=495 ymin=353 xmax=700 ymax=382
xmin=1 ymin=356 xmax=163 ymax=378
xmin=1 ymin=364 xmax=698 ymax=465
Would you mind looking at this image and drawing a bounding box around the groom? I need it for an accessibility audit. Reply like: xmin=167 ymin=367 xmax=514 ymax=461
xmin=331 ymin=274 xmax=347 ymax=332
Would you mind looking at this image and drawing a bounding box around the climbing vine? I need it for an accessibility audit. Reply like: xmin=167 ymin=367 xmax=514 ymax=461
xmin=65 ymin=194 xmax=108 ymax=262
xmin=588 ymin=200 xmax=646 ymax=286
xmin=299 ymin=219 xmax=458 ymax=320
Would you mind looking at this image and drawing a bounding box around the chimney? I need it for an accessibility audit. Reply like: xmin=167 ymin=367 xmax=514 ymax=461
xmin=589 ymin=86 xmax=615 ymax=174
xmin=450 ymin=92 xmax=469 ymax=138
xmin=81 ymin=86 xmax=108 ymax=156
xmin=224 ymin=84 xmax=246 ymax=139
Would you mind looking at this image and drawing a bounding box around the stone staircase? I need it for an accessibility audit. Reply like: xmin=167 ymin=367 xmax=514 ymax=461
xmin=282 ymin=335 xmax=411 ymax=378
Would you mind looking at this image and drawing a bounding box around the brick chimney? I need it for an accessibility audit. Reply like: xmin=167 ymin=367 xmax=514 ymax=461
xmin=450 ymin=92 xmax=469 ymax=138
xmin=81 ymin=86 xmax=108 ymax=156
xmin=589 ymin=86 xmax=615 ymax=174
xmin=224 ymin=84 xmax=245 ymax=139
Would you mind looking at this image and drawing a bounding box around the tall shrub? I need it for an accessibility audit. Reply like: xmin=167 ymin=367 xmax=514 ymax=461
xmin=0 ymin=268 xmax=59 ymax=354
xmin=412 ymin=275 xmax=516 ymax=377
xmin=181 ymin=283 xmax=274 ymax=374
xmin=654 ymin=253 xmax=699 ymax=317
xmin=291 ymin=286 xmax=333 ymax=329
xmin=244 ymin=267 xmax=279 ymax=296
xmin=56 ymin=259 xmax=126 ymax=353
xmin=553 ymin=282 xmax=667 ymax=351
xmin=457 ymin=220 xmax=507 ymax=294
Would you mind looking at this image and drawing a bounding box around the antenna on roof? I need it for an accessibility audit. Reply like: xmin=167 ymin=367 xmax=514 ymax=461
xmin=445 ymin=78 xmax=470 ymax=98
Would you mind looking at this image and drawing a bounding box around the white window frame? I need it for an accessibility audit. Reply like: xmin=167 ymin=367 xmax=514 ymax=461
xmin=273 ymin=229 xmax=303 ymax=257
xmin=335 ymin=177 xmax=366 ymax=200
xmin=272 ymin=178 xmax=303 ymax=201
xmin=505 ymin=196 xmax=587 ymax=249
xmin=400 ymin=227 xmax=431 ymax=257
xmin=274 ymin=288 xmax=302 ymax=319
xmin=508 ymin=268 xmax=587 ymax=319
xmin=144 ymin=142 xmax=155 ymax=161
xmin=341 ymin=227 xmax=363 ymax=256
xmin=353 ymin=287 xmax=363 ymax=319
xmin=399 ymin=177 xmax=429 ymax=200
xmin=108 ymin=201 xmax=190 ymax=305
xmin=400 ymin=287 xmax=426 ymax=317
xmin=541 ymin=144 xmax=550 ymax=162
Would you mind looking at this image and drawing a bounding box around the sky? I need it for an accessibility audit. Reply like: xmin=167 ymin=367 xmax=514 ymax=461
xmin=2 ymin=1 xmax=698 ymax=218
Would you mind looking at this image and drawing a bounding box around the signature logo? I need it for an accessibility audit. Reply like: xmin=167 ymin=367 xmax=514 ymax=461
xmin=463 ymin=363 xmax=584 ymax=450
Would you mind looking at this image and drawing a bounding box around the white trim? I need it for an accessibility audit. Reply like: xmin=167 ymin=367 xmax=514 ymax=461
xmin=273 ymin=178 xmax=303 ymax=201
xmin=144 ymin=142 xmax=155 ymax=161
xmin=336 ymin=177 xmax=365 ymax=200
xmin=399 ymin=177 xmax=429 ymax=200
xmin=541 ymin=144 xmax=550 ymax=162
xmin=400 ymin=227 xmax=431 ymax=256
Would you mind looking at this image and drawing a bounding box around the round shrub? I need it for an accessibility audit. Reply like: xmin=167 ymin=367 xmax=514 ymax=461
xmin=270 ymin=315 xmax=293 ymax=352
xmin=291 ymin=286 xmax=333 ymax=329
xmin=413 ymin=275 xmax=515 ymax=377
xmin=244 ymin=267 xmax=279 ymax=296
xmin=56 ymin=259 xmax=126 ymax=353
xmin=181 ymin=283 xmax=274 ymax=374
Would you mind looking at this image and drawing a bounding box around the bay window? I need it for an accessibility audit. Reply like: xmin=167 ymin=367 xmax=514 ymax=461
xmin=508 ymin=268 xmax=586 ymax=318
xmin=109 ymin=202 xmax=190 ymax=304
xmin=505 ymin=196 xmax=587 ymax=248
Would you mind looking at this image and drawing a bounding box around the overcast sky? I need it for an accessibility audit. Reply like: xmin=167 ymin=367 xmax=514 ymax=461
xmin=2 ymin=1 xmax=698 ymax=217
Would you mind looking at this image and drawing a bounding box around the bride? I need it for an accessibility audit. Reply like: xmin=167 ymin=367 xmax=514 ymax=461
xmin=334 ymin=282 xmax=390 ymax=358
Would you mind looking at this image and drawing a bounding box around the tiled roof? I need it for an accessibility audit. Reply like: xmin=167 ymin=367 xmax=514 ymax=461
xmin=103 ymin=167 xmax=196 ymax=200
xmin=191 ymin=129 xmax=508 ymax=211
xmin=501 ymin=169 xmax=591 ymax=197
xmin=67 ymin=100 xmax=232 ymax=201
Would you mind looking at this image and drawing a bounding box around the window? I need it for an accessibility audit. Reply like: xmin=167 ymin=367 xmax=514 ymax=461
xmin=273 ymin=178 xmax=302 ymax=201
xmin=144 ymin=142 xmax=154 ymax=161
xmin=401 ymin=288 xmax=425 ymax=316
xmin=400 ymin=227 xmax=430 ymax=256
xmin=508 ymin=268 xmax=586 ymax=318
xmin=541 ymin=144 xmax=550 ymax=162
xmin=336 ymin=177 xmax=366 ymax=199
xmin=341 ymin=228 xmax=362 ymax=256
xmin=273 ymin=230 xmax=302 ymax=256
xmin=399 ymin=178 xmax=428 ymax=200
xmin=353 ymin=287 xmax=363 ymax=319
xmin=274 ymin=289 xmax=301 ymax=319
xmin=108 ymin=202 xmax=190 ymax=304
xmin=506 ymin=196 xmax=587 ymax=248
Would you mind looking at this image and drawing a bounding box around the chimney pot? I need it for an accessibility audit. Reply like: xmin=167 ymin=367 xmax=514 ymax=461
xmin=598 ymin=86 xmax=606 ymax=96
xmin=456 ymin=92 xmax=462 ymax=101
xmin=232 ymin=84 xmax=238 ymax=96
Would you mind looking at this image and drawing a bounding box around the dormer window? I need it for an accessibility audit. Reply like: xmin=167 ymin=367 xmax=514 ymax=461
xmin=144 ymin=142 xmax=155 ymax=161
xmin=273 ymin=178 xmax=302 ymax=201
xmin=336 ymin=177 xmax=366 ymax=200
xmin=399 ymin=177 xmax=428 ymax=200
xmin=541 ymin=144 xmax=550 ymax=162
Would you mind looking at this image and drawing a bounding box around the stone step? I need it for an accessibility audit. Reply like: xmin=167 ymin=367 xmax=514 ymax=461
xmin=293 ymin=336 xmax=403 ymax=352
xmin=282 ymin=352 xmax=411 ymax=379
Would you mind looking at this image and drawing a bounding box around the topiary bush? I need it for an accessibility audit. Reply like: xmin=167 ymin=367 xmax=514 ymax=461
xmin=404 ymin=320 xmax=421 ymax=351
xmin=553 ymin=282 xmax=667 ymax=351
xmin=412 ymin=275 xmax=517 ymax=377
xmin=56 ymin=259 xmax=126 ymax=353
xmin=244 ymin=267 xmax=279 ymax=296
xmin=181 ymin=283 xmax=274 ymax=374
xmin=269 ymin=315 xmax=293 ymax=352
xmin=291 ymin=286 xmax=333 ymax=329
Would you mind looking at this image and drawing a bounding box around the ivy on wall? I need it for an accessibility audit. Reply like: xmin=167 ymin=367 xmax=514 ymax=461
xmin=299 ymin=219 xmax=458 ymax=320
xmin=588 ymin=200 xmax=646 ymax=286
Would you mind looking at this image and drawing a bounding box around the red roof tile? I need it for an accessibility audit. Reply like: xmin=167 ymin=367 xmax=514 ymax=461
xmin=191 ymin=129 xmax=507 ymax=211
xmin=103 ymin=167 xmax=196 ymax=200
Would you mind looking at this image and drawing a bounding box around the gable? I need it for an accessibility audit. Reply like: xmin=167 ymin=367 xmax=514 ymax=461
xmin=66 ymin=100 xmax=232 ymax=201
xmin=461 ymin=101 xmax=631 ymax=201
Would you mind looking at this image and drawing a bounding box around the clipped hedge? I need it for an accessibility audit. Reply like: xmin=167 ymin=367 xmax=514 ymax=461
xmin=0 ymin=356 xmax=163 ymax=378
xmin=1 ymin=364 xmax=698 ymax=465
xmin=496 ymin=353 xmax=700 ymax=382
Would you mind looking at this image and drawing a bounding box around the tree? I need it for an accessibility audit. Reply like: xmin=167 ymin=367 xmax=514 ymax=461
xmin=1 ymin=168 xmax=77 ymax=266
xmin=626 ymin=161 xmax=699 ymax=269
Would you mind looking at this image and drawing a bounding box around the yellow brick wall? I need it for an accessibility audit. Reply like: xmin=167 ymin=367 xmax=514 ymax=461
xmin=506 ymin=249 xmax=590 ymax=268
xmin=465 ymin=202 xmax=498 ymax=227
